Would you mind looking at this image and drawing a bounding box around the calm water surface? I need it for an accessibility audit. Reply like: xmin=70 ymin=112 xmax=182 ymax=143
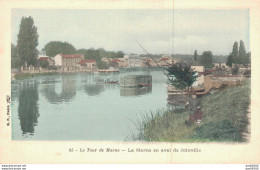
xmin=11 ymin=69 xmax=169 ymax=141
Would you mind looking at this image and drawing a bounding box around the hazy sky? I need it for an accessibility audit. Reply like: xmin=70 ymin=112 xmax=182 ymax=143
xmin=11 ymin=9 xmax=249 ymax=55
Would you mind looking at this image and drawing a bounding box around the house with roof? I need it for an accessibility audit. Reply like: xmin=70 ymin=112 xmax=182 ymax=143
xmin=54 ymin=54 xmax=84 ymax=71
xmin=128 ymin=54 xmax=141 ymax=67
xmin=213 ymin=62 xmax=227 ymax=69
xmin=200 ymin=68 xmax=229 ymax=76
xmin=160 ymin=56 xmax=173 ymax=66
xmin=101 ymin=57 xmax=111 ymax=64
xmin=78 ymin=59 xmax=96 ymax=69
xmin=38 ymin=56 xmax=55 ymax=67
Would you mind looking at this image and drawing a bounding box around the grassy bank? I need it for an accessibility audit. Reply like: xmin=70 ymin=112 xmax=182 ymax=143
xmin=135 ymin=79 xmax=250 ymax=142
xmin=14 ymin=72 xmax=59 ymax=80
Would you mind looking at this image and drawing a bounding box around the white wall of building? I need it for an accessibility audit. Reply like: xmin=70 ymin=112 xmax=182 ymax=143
xmin=54 ymin=54 xmax=62 ymax=66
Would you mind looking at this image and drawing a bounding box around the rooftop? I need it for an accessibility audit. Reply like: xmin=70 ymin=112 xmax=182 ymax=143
xmin=78 ymin=59 xmax=96 ymax=65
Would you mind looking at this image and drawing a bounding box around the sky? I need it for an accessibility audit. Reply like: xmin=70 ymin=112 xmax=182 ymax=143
xmin=11 ymin=9 xmax=249 ymax=55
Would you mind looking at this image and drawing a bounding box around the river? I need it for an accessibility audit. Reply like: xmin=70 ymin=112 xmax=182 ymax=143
xmin=11 ymin=68 xmax=170 ymax=141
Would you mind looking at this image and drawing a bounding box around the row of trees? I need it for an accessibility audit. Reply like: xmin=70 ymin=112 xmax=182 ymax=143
xmin=11 ymin=16 xmax=125 ymax=69
xmin=75 ymin=47 xmax=124 ymax=69
xmin=42 ymin=41 xmax=124 ymax=69
xmin=42 ymin=41 xmax=125 ymax=69
xmin=193 ymin=50 xmax=213 ymax=68
xmin=226 ymin=40 xmax=250 ymax=67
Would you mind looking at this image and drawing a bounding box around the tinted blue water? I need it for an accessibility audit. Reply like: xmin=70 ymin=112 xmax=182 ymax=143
xmin=11 ymin=69 xmax=169 ymax=141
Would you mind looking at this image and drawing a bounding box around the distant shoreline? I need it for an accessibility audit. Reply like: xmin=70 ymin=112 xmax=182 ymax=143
xmin=12 ymin=70 xmax=94 ymax=80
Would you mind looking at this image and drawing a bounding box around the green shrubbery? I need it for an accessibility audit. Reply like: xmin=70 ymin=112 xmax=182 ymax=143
xmin=192 ymin=120 xmax=241 ymax=141
xmin=135 ymin=79 xmax=250 ymax=142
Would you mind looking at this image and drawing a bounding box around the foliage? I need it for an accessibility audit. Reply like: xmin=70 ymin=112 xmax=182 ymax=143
xmin=232 ymin=41 xmax=239 ymax=60
xmin=39 ymin=60 xmax=49 ymax=68
xmin=171 ymin=54 xmax=227 ymax=63
xmin=43 ymin=41 xmax=76 ymax=58
xmin=231 ymin=65 xmax=239 ymax=75
xmin=97 ymin=61 xmax=109 ymax=69
xmin=194 ymin=50 xmax=198 ymax=61
xmin=164 ymin=62 xmax=198 ymax=90
xmin=11 ymin=43 xmax=22 ymax=68
xmin=134 ymin=79 xmax=250 ymax=142
xmin=17 ymin=16 xmax=39 ymax=67
xmin=226 ymin=53 xmax=233 ymax=67
xmin=238 ymin=40 xmax=246 ymax=64
xmin=199 ymin=51 xmax=213 ymax=68
xmin=76 ymin=47 xmax=124 ymax=69
xmin=11 ymin=43 xmax=17 ymax=58
xmin=76 ymin=48 xmax=124 ymax=61
xmin=192 ymin=120 xmax=241 ymax=141
xmin=226 ymin=40 xmax=250 ymax=66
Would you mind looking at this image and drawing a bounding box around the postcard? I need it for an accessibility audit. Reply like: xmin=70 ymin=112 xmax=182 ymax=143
xmin=0 ymin=0 xmax=260 ymax=164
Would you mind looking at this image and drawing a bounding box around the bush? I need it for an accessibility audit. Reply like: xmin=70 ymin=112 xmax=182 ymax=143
xmin=97 ymin=61 xmax=108 ymax=69
xmin=192 ymin=120 xmax=241 ymax=141
xmin=134 ymin=79 xmax=250 ymax=142
xmin=40 ymin=60 xmax=49 ymax=68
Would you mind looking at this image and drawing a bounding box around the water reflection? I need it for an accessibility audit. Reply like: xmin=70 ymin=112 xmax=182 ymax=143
xmin=18 ymin=81 xmax=39 ymax=135
xmin=84 ymin=84 xmax=105 ymax=96
xmin=120 ymin=86 xmax=152 ymax=97
xmin=12 ymin=70 xmax=168 ymax=140
xmin=41 ymin=75 xmax=76 ymax=104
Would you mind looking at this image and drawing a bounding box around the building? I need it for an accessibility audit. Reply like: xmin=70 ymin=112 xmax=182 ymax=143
xmin=101 ymin=57 xmax=110 ymax=64
xmin=110 ymin=58 xmax=128 ymax=68
xmin=118 ymin=58 xmax=128 ymax=67
xmin=160 ymin=55 xmax=173 ymax=66
xmin=213 ymin=62 xmax=227 ymax=69
xmin=38 ymin=56 xmax=55 ymax=66
xmin=201 ymin=68 xmax=229 ymax=76
xmin=54 ymin=54 xmax=84 ymax=71
xmin=128 ymin=54 xmax=141 ymax=67
xmin=191 ymin=66 xmax=205 ymax=87
xmin=78 ymin=59 xmax=96 ymax=69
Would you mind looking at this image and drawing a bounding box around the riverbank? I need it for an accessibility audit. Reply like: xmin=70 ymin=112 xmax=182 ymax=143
xmin=13 ymin=70 xmax=95 ymax=80
xmin=134 ymin=78 xmax=251 ymax=142
xmin=13 ymin=72 xmax=59 ymax=80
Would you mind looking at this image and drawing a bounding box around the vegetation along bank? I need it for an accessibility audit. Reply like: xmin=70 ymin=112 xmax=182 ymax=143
xmin=134 ymin=79 xmax=250 ymax=142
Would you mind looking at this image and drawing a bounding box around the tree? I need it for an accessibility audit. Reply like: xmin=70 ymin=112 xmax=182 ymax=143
xmin=238 ymin=40 xmax=247 ymax=64
xmin=194 ymin=50 xmax=198 ymax=61
xmin=164 ymin=61 xmax=198 ymax=91
xmin=226 ymin=41 xmax=238 ymax=67
xmin=232 ymin=41 xmax=239 ymax=61
xmin=11 ymin=43 xmax=22 ymax=68
xmin=17 ymin=16 xmax=39 ymax=67
xmin=200 ymin=51 xmax=213 ymax=68
xmin=43 ymin=41 xmax=76 ymax=58
xmin=97 ymin=61 xmax=109 ymax=69
xmin=226 ymin=53 xmax=234 ymax=67
xmin=246 ymin=52 xmax=251 ymax=64
xmin=232 ymin=65 xmax=239 ymax=75
xmin=39 ymin=60 xmax=49 ymax=68
xmin=115 ymin=51 xmax=124 ymax=58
